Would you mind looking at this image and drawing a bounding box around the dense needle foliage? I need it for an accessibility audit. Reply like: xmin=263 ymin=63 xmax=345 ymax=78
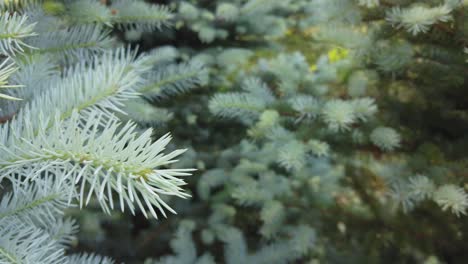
xmin=0 ymin=0 xmax=467 ymax=263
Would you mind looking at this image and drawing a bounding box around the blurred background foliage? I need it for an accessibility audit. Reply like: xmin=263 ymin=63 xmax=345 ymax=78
xmin=75 ymin=0 xmax=468 ymax=263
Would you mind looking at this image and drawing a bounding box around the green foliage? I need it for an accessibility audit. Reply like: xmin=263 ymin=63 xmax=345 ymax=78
xmin=0 ymin=0 xmax=197 ymax=262
xmin=1 ymin=0 xmax=468 ymax=263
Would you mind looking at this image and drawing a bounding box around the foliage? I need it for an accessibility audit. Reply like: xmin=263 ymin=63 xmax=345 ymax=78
xmin=0 ymin=0 xmax=202 ymax=262
xmin=1 ymin=0 xmax=468 ymax=263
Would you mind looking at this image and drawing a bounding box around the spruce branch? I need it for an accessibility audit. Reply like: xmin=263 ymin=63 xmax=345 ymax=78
xmin=0 ymin=110 xmax=193 ymax=218
xmin=139 ymin=60 xmax=207 ymax=100
xmin=386 ymin=4 xmax=453 ymax=35
xmin=27 ymin=24 xmax=115 ymax=63
xmin=4 ymin=47 xmax=145 ymax=143
xmin=0 ymin=176 xmax=73 ymax=224
xmin=111 ymin=0 xmax=173 ymax=32
xmin=5 ymin=54 xmax=58 ymax=103
xmin=67 ymin=0 xmax=113 ymax=26
xmin=209 ymin=93 xmax=266 ymax=121
xmin=0 ymin=12 xmax=36 ymax=55
xmin=0 ymin=57 xmax=21 ymax=100
xmin=0 ymin=221 xmax=66 ymax=264
xmin=66 ymin=253 xmax=115 ymax=264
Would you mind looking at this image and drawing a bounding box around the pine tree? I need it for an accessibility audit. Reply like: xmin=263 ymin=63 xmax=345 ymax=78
xmin=1 ymin=0 xmax=467 ymax=263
